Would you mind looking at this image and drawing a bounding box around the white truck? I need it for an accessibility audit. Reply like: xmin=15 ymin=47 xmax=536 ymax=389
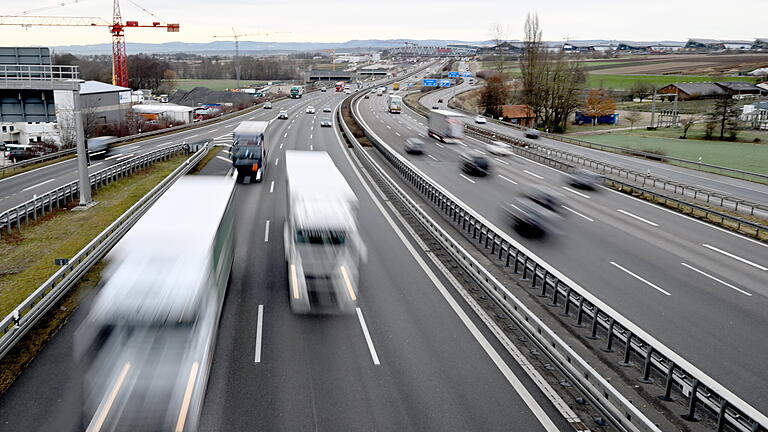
xmin=428 ymin=109 xmax=465 ymax=144
xmin=387 ymin=94 xmax=402 ymax=113
xmin=376 ymin=87 xmax=385 ymax=96
xmin=283 ymin=150 xmax=366 ymax=314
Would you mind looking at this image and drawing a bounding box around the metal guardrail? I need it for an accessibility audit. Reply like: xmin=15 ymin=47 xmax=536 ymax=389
xmin=353 ymin=90 xmax=768 ymax=432
xmin=0 ymin=148 xmax=77 ymax=177
xmin=458 ymin=126 xmax=768 ymax=240
xmin=0 ymin=143 xmax=192 ymax=234
xmin=341 ymin=93 xmax=660 ymax=432
xmin=0 ymin=142 xmax=209 ymax=361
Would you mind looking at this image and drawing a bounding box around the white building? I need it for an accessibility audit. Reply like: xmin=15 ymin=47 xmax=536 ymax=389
xmin=0 ymin=121 xmax=60 ymax=145
xmin=132 ymin=104 xmax=194 ymax=125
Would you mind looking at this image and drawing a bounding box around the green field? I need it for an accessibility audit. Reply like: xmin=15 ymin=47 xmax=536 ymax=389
xmin=174 ymin=79 xmax=269 ymax=91
xmin=586 ymin=74 xmax=757 ymax=90
xmin=577 ymin=132 xmax=768 ymax=174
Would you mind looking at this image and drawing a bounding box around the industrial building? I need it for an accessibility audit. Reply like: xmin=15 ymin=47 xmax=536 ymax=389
xmin=132 ymin=104 xmax=194 ymax=125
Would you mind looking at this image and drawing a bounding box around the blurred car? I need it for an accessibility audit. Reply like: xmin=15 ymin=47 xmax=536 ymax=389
xmin=474 ymin=115 xmax=487 ymax=124
xmin=364 ymin=94 xmax=370 ymax=99
xmin=278 ymin=110 xmax=289 ymax=119
xmin=6 ymin=148 xmax=38 ymax=163
xmin=460 ymin=153 xmax=490 ymax=176
xmin=345 ymin=89 xmax=351 ymax=94
xmin=527 ymin=187 xmax=564 ymax=214
xmin=486 ymin=140 xmax=512 ymax=156
xmin=437 ymin=98 xmax=443 ymax=103
xmin=320 ymin=118 xmax=332 ymax=128
xmin=404 ymin=138 xmax=424 ymax=154
xmin=566 ymin=168 xmax=602 ymax=190
xmin=503 ymin=196 xmax=561 ymax=237
xmin=524 ymin=128 xmax=541 ymax=139
xmin=323 ymin=105 xmax=332 ymax=112
xmin=306 ymin=106 xmax=316 ymax=114
xmin=320 ymin=86 xmax=327 ymax=92
xmin=263 ymin=102 xmax=272 ymax=109
xmin=432 ymin=104 xmax=439 ymax=109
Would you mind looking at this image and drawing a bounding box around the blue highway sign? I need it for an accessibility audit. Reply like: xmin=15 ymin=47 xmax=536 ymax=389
xmin=447 ymin=71 xmax=460 ymax=78
xmin=439 ymin=79 xmax=452 ymax=87
xmin=423 ymin=79 xmax=438 ymax=87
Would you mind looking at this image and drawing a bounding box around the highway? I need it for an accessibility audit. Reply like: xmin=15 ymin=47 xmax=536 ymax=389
xmin=0 ymin=90 xmax=332 ymax=214
xmin=357 ymin=80 xmax=768 ymax=413
xmin=0 ymin=76 xmax=573 ymax=431
xmin=421 ymin=75 xmax=768 ymax=205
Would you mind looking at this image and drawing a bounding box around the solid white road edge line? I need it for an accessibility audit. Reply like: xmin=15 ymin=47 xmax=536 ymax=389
xmin=355 ymin=308 xmax=381 ymax=365
xmin=610 ymin=261 xmax=671 ymax=296
xmin=333 ymin=114 xmax=561 ymax=432
xmin=680 ymin=263 xmax=752 ymax=296
xmin=254 ymin=305 xmax=264 ymax=363
xmin=617 ymin=209 xmax=658 ymax=227
xmin=701 ymin=244 xmax=767 ymax=271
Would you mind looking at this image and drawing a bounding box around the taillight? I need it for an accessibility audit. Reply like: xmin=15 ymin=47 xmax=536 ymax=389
xmin=252 ymin=163 xmax=259 ymax=172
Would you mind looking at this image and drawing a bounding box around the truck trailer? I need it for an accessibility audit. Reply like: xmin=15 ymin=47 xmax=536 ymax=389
xmin=427 ymin=109 xmax=465 ymax=144
xmin=283 ymin=150 xmax=366 ymax=314
xmin=387 ymin=94 xmax=402 ymax=113
xmin=290 ymin=85 xmax=304 ymax=99
xmin=232 ymin=121 xmax=268 ymax=182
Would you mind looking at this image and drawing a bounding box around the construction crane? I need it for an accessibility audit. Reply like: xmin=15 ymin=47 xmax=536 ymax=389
xmin=0 ymin=0 xmax=179 ymax=87
xmin=212 ymin=28 xmax=289 ymax=89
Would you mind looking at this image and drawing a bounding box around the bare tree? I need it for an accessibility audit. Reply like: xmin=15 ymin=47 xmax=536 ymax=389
xmin=520 ymin=13 xmax=584 ymax=133
xmin=489 ymin=23 xmax=509 ymax=75
xmin=680 ymin=115 xmax=698 ymax=139
xmin=625 ymin=111 xmax=642 ymax=134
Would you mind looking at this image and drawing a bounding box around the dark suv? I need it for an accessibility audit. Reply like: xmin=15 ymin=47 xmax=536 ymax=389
xmin=460 ymin=153 xmax=490 ymax=176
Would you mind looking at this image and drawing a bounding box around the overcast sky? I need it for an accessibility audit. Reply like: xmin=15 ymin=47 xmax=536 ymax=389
xmin=0 ymin=0 xmax=761 ymax=46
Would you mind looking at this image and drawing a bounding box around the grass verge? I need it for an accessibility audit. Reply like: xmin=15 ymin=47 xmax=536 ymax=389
xmin=586 ymin=74 xmax=756 ymax=90
xmin=576 ymin=132 xmax=768 ymax=175
xmin=0 ymin=154 xmax=188 ymax=318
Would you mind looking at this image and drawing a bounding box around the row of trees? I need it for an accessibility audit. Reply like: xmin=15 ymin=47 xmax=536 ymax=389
xmin=54 ymin=53 xmax=306 ymax=92
xmin=480 ymin=14 xmax=586 ymax=133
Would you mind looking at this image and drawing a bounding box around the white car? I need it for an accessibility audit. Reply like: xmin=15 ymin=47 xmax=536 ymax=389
xmin=306 ymin=106 xmax=316 ymax=114
xmin=486 ymin=140 xmax=513 ymax=156
xmin=474 ymin=115 xmax=487 ymax=124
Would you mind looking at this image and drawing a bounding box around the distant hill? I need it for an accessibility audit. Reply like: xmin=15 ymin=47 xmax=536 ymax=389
xmin=49 ymin=39 xmax=495 ymax=55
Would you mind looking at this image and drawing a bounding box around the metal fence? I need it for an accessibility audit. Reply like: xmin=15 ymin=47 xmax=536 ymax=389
xmin=0 ymin=148 xmax=77 ymax=177
xmin=0 ymin=143 xmax=192 ymax=234
xmin=0 ymin=142 xmax=209 ymax=362
xmin=354 ymin=91 xmax=767 ymax=432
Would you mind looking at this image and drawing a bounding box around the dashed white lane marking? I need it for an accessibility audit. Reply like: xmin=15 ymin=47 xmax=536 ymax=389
xmin=561 ymin=205 xmax=594 ymax=222
xmin=617 ymin=209 xmax=658 ymax=227
xmin=702 ymin=244 xmax=767 ymax=271
xmin=680 ymin=263 xmax=752 ymax=296
xmin=523 ymin=169 xmax=543 ymax=180
xmin=610 ymin=261 xmax=671 ymax=296
xmin=21 ymin=178 xmax=56 ymax=192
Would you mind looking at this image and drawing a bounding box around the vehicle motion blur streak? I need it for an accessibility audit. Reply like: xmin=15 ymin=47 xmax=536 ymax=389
xmin=76 ymin=176 xmax=236 ymax=432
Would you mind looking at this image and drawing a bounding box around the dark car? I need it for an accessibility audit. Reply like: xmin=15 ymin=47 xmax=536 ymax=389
xmin=524 ymin=128 xmax=541 ymax=139
xmin=320 ymin=118 xmax=332 ymax=128
xmin=566 ymin=168 xmax=602 ymax=190
xmin=6 ymin=148 xmax=38 ymax=163
xmin=432 ymin=104 xmax=439 ymax=110
xmin=364 ymin=94 xmax=370 ymax=99
xmin=526 ymin=187 xmax=563 ymax=214
xmin=503 ymin=196 xmax=561 ymax=238
xmin=404 ymin=138 xmax=424 ymax=154
xmin=460 ymin=153 xmax=490 ymax=176
xmin=437 ymin=98 xmax=443 ymax=103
